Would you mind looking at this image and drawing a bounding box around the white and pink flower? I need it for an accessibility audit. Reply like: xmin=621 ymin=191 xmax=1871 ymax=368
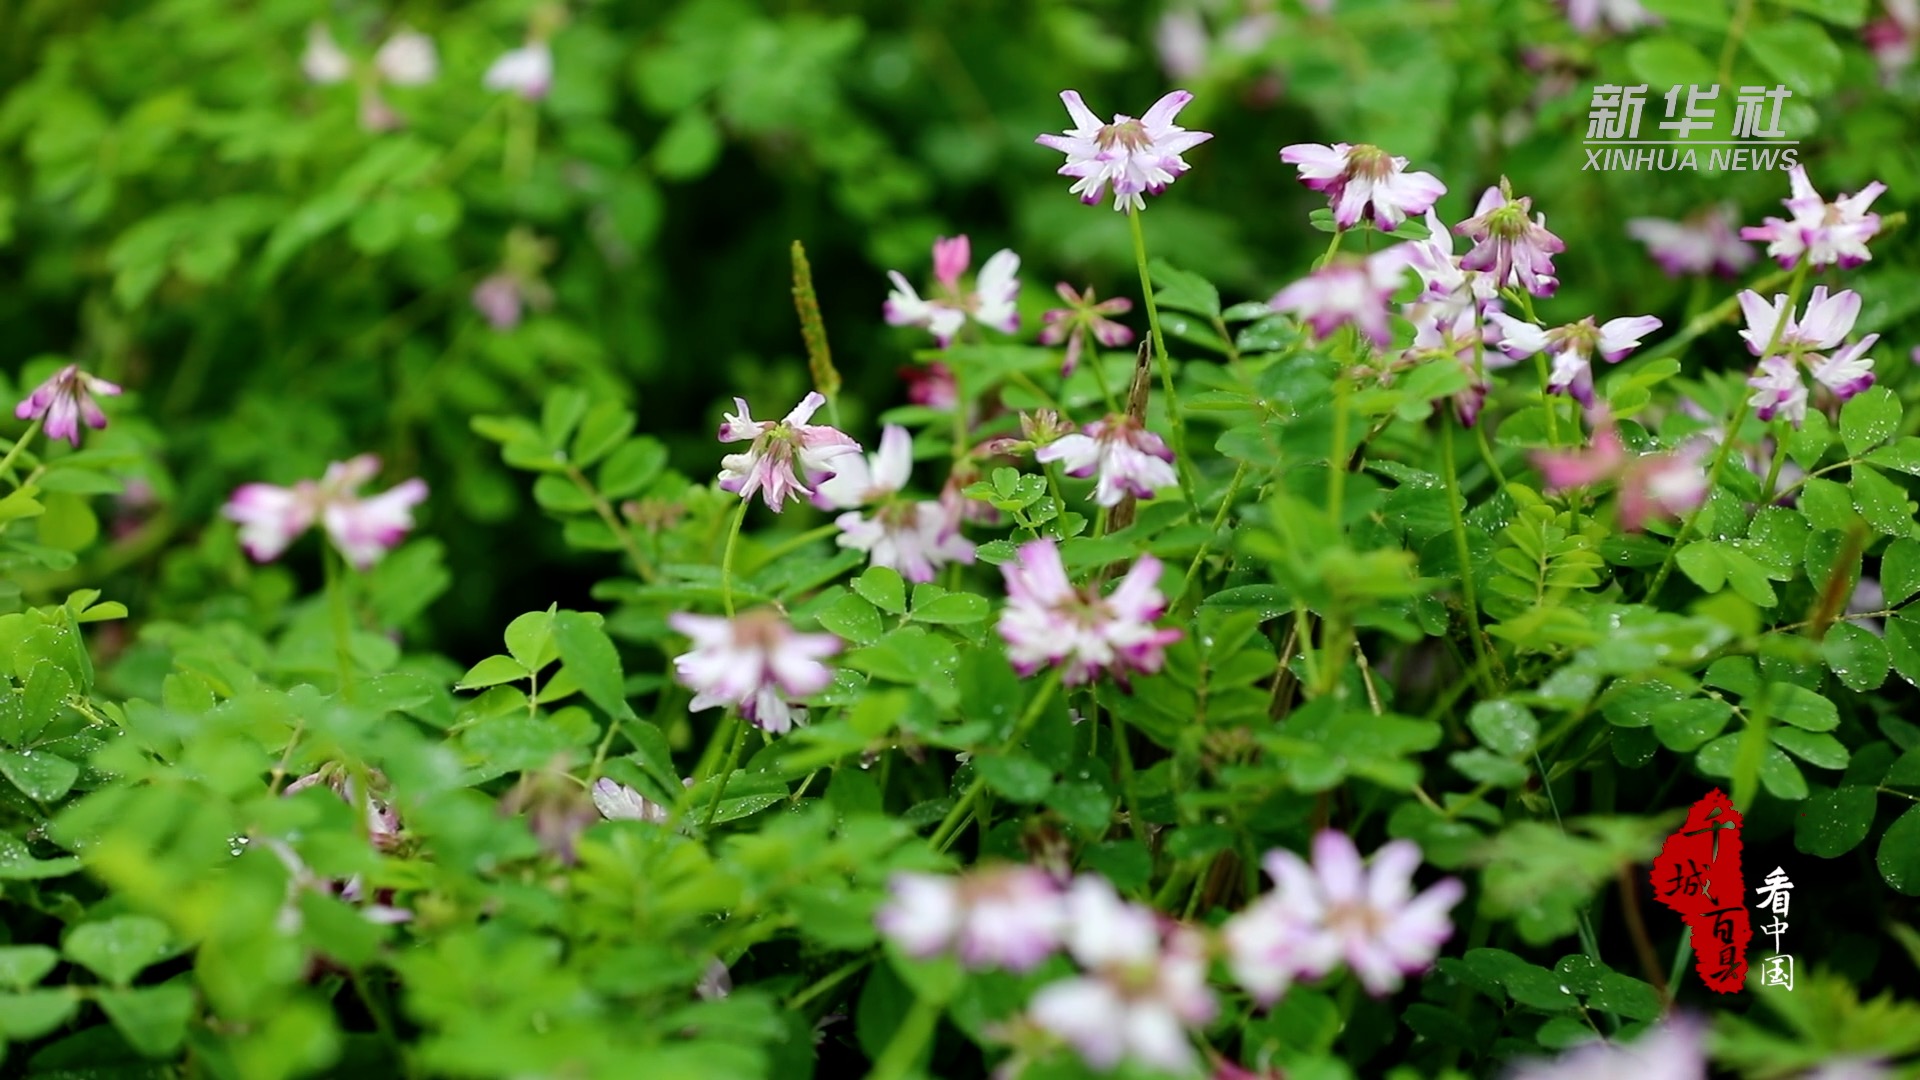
xmin=224 ymin=454 xmax=427 ymax=570
xmin=373 ymin=29 xmax=438 ymax=86
xmin=484 ymin=41 xmax=553 ymax=100
xmin=717 ymin=392 xmax=862 ymax=512
xmin=13 ymin=364 xmax=122 ymax=447
xmin=1226 ymin=831 xmax=1463 ymax=1000
xmin=997 ymin=539 xmax=1183 ymax=687
xmin=591 ymin=778 xmax=669 ymax=823
xmin=876 ymin=866 xmax=1066 ymax=972
xmin=301 ymin=23 xmax=352 ymax=85
xmin=1278 ymin=142 xmax=1446 ymax=232
xmin=884 ymin=235 xmax=1021 ymax=347
xmin=1559 ymin=0 xmax=1660 ymax=34
xmin=814 ymin=425 xmax=975 ymax=583
xmin=1534 ymin=424 xmax=1708 ymax=532
xmin=1503 ymin=1016 xmax=1706 ymax=1080
xmin=1455 ymin=180 xmax=1566 ymax=297
xmin=1626 ymin=205 xmax=1754 ymax=277
xmin=1269 ymin=248 xmax=1411 ymax=349
xmin=1741 ymin=165 xmax=1887 ymax=270
xmin=668 ymin=610 xmax=841 ymax=735
xmin=1035 ymin=415 xmax=1178 ymax=507
xmin=1734 ymin=286 xmax=1879 ymax=426
xmin=1028 ymin=877 xmax=1217 ymax=1074
xmin=1036 ymin=90 xmax=1214 ymax=212
xmin=1486 ymin=312 xmax=1662 ymax=407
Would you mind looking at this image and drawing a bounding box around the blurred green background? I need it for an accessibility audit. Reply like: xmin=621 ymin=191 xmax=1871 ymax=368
xmin=2 ymin=0 xmax=1914 ymax=660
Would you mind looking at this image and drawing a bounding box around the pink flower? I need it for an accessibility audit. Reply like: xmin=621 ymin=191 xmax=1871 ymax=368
xmin=1747 ymin=355 xmax=1811 ymax=426
xmin=1735 ymin=287 xmax=1878 ymax=424
xmin=1503 ymin=1016 xmax=1705 ymax=1080
xmin=1402 ymin=303 xmax=1509 ymax=426
xmin=591 ymin=778 xmax=668 ymax=823
xmin=1866 ymin=0 xmax=1920 ymax=81
xmin=1035 ymin=415 xmax=1177 ymax=507
xmin=1626 ymin=204 xmax=1755 ymax=277
xmin=285 ymin=768 xmax=403 ymax=852
xmin=997 ymin=539 xmax=1183 ymax=687
xmin=1278 ymin=142 xmax=1447 ymax=232
xmin=224 ymin=454 xmax=427 ymax=570
xmin=1269 ymin=248 xmax=1411 ymax=349
xmin=1040 ymin=283 xmax=1134 ymax=376
xmin=373 ymin=29 xmax=438 ymax=86
xmin=1486 ymin=312 xmax=1662 ymax=407
xmin=1036 ymin=89 xmax=1214 ymax=212
xmin=472 ymin=274 xmax=525 ymax=330
xmin=1560 ymin=0 xmax=1660 ymax=33
xmin=717 ymin=392 xmax=862 ymax=512
xmin=1028 ymin=877 xmax=1217 ymax=1074
xmin=484 ymin=41 xmax=552 ymax=100
xmin=875 ymin=866 xmax=1066 ymax=971
xmin=814 ymin=425 xmax=975 ymax=583
xmin=1229 ymin=832 xmax=1462 ymax=999
xmin=884 ymin=235 xmax=1021 ymax=346
xmin=668 ymin=609 xmax=841 ymax=735
xmin=902 ymin=361 xmax=958 ymax=409
xmin=1455 ymin=180 xmax=1566 ymax=297
xmin=1741 ymin=165 xmax=1887 ymax=270
xmin=1534 ymin=426 xmax=1708 ymax=531
xmin=301 ymin=24 xmax=351 ymax=85
xmin=13 ymin=364 xmax=122 ymax=446
xmin=1404 ymin=209 xmax=1501 ymax=319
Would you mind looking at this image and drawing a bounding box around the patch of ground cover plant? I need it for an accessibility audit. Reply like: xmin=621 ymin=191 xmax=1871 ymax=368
xmin=5 ymin=1 xmax=1920 ymax=1078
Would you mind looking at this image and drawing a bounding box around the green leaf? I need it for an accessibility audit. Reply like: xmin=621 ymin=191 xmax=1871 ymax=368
xmin=1821 ymin=622 xmax=1889 ymax=691
xmin=97 ymin=984 xmax=194 ymax=1057
xmin=63 ymin=916 xmax=174 ymax=987
xmin=1878 ymin=803 xmax=1920 ymax=894
xmin=1771 ymin=726 xmax=1849 ymax=770
xmin=455 ymin=654 xmax=530 ymax=691
xmin=503 ymin=610 xmax=558 ymax=672
xmin=1795 ymin=784 xmax=1877 ymax=856
xmin=0 ymin=946 xmax=59 ymax=991
xmin=1841 ymin=386 xmax=1901 ymax=457
xmin=1773 ymin=684 xmax=1839 ymax=731
xmin=853 ymin=566 xmax=907 ymax=615
xmin=1448 ymin=749 xmax=1529 ymax=787
xmin=1883 ymin=539 xmax=1920 ymax=604
xmin=911 ymin=591 xmax=990 ymax=625
xmin=1745 ymin=19 xmax=1844 ymax=97
xmin=1587 ymin=972 xmax=1663 ymax=1021
xmin=1799 ymin=478 xmax=1859 ymax=532
xmin=0 ymin=834 xmax=80 ymax=880
xmin=1148 ymin=259 xmax=1220 ymax=319
xmin=816 ymin=592 xmax=883 ymax=646
xmin=598 ymin=438 xmax=668 ymax=499
xmin=973 ymin=755 xmax=1054 ymax=802
xmin=1851 ymin=464 xmax=1915 ymax=536
xmin=0 ymin=748 xmax=79 ymax=802
xmin=0 ymin=989 xmax=79 ymax=1039
xmin=1651 ymin=698 xmax=1734 ymax=752
xmin=1865 ymin=437 xmax=1920 ymax=476
xmin=1626 ymin=38 xmax=1719 ymax=88
xmin=1467 ymin=700 xmax=1539 ymax=757
xmin=1770 ymin=0 xmax=1866 ymax=27
xmin=652 ymin=108 xmax=724 ymax=181
xmin=1676 ymin=542 xmax=1727 ymax=592
xmin=553 ymin=611 xmax=637 ymax=721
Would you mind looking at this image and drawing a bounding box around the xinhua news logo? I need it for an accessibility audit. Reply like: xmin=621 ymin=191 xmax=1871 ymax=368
xmin=1584 ymin=84 xmax=1799 ymax=172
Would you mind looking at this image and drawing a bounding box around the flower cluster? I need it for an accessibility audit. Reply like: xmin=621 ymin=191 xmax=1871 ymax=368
xmin=1278 ymin=142 xmax=1447 ymax=232
xmin=1742 ymin=165 xmax=1887 ymax=270
xmin=875 ymin=833 xmax=1459 ymax=1075
xmin=224 ymin=454 xmax=428 ymax=570
xmin=1487 ymin=312 xmax=1663 ymax=407
xmin=814 ymin=425 xmax=975 ymax=583
xmin=996 ymin=538 xmax=1183 ymax=688
xmin=1739 ymin=285 xmax=1879 ymax=426
xmin=717 ymin=392 xmax=861 ymax=512
xmin=1035 ymin=90 xmax=1213 ymax=212
xmin=885 ymin=234 xmax=1021 ymax=347
xmin=1034 ymin=414 xmax=1178 ymax=507
xmin=1533 ymin=415 xmax=1708 ymax=532
xmin=13 ymin=364 xmax=122 ymax=447
xmin=1626 ymin=204 xmax=1755 ymax=277
xmin=1039 ymin=283 xmax=1133 ymax=376
xmin=1455 ymin=178 xmax=1567 ymax=297
xmin=668 ymin=609 xmax=841 ymax=735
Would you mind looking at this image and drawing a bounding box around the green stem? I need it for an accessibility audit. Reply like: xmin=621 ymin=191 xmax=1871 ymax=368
xmin=1125 ymin=206 xmax=1197 ymax=509
xmin=929 ymin=672 xmax=1061 ymax=851
xmin=720 ymin=500 xmax=749 ymax=618
xmin=1666 ymin=929 xmax=1693 ymax=1004
xmin=1474 ymin=424 xmax=1509 ymax=489
xmin=1442 ymin=420 xmax=1497 ymax=692
xmin=1645 ymin=261 xmax=1809 ymax=600
xmin=702 ymin=717 xmax=749 ymax=827
xmin=1086 ymin=350 xmax=1121 ymax=414
xmin=1112 ymin=705 xmax=1148 ymax=844
xmin=1329 ymin=375 xmax=1350 ymax=526
xmin=867 ymin=990 xmax=946 ymax=1080
xmin=1319 ymin=227 xmax=1345 ymax=269
xmin=0 ymin=416 xmax=44 ymax=483
xmin=324 ymin=546 xmax=356 ymax=703
xmin=1178 ymin=462 xmax=1251 ymax=605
